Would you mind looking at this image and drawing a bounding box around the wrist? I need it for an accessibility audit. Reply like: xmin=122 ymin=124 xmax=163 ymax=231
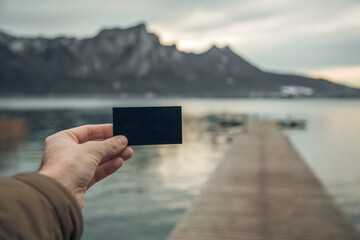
xmin=38 ymin=169 xmax=85 ymax=208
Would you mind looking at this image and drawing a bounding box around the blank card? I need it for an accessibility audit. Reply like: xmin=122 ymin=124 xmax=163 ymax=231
xmin=113 ymin=106 xmax=182 ymax=145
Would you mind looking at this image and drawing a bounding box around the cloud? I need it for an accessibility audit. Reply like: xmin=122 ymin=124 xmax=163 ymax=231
xmin=149 ymin=2 xmax=360 ymax=54
xmin=306 ymin=65 xmax=360 ymax=88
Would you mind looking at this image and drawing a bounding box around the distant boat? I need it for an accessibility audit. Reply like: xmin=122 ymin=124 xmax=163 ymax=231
xmin=277 ymin=119 xmax=306 ymax=129
xmin=218 ymin=115 xmax=247 ymax=128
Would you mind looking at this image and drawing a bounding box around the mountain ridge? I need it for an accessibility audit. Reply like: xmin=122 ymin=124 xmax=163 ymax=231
xmin=1 ymin=24 xmax=359 ymax=98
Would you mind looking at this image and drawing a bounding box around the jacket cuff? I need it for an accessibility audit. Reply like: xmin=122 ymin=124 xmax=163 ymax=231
xmin=14 ymin=172 xmax=83 ymax=239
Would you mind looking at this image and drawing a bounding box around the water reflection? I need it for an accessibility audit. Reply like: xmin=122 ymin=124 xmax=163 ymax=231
xmin=0 ymin=115 xmax=28 ymax=148
xmin=0 ymin=115 xmax=28 ymax=167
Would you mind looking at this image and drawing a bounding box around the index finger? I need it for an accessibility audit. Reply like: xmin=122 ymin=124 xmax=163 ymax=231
xmin=64 ymin=124 xmax=113 ymax=143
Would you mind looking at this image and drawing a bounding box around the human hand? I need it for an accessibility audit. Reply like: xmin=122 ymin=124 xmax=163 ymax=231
xmin=38 ymin=124 xmax=133 ymax=208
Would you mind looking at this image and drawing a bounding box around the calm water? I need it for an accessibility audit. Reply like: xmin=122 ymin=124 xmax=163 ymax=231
xmin=0 ymin=98 xmax=359 ymax=239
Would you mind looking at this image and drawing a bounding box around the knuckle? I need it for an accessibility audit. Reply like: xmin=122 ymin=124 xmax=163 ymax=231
xmin=108 ymin=139 xmax=119 ymax=152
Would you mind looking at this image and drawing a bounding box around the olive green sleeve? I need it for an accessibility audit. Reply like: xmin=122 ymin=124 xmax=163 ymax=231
xmin=0 ymin=172 xmax=83 ymax=240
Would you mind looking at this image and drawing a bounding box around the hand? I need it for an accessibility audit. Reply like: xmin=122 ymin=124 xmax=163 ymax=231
xmin=38 ymin=124 xmax=133 ymax=208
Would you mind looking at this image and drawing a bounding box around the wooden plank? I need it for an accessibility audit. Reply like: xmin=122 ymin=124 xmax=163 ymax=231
xmin=168 ymin=121 xmax=359 ymax=240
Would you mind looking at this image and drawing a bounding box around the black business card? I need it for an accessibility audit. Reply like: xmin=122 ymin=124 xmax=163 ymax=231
xmin=113 ymin=106 xmax=182 ymax=145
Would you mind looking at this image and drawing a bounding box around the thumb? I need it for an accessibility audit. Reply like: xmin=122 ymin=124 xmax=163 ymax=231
xmin=89 ymin=135 xmax=128 ymax=160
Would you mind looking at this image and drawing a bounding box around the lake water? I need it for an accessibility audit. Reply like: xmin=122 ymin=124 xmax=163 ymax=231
xmin=0 ymin=98 xmax=359 ymax=239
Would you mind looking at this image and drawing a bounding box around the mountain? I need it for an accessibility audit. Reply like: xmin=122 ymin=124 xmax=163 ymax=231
xmin=0 ymin=23 xmax=359 ymax=97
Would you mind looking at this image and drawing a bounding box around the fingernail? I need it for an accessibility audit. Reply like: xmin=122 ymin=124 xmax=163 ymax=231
xmin=118 ymin=136 xmax=125 ymax=145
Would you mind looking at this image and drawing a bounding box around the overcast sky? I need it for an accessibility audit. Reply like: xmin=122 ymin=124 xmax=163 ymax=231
xmin=1 ymin=0 xmax=359 ymax=87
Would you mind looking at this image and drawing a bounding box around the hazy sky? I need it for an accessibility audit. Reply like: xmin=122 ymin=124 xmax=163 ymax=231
xmin=1 ymin=0 xmax=359 ymax=87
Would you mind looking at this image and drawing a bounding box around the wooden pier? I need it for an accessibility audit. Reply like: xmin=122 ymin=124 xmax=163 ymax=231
xmin=168 ymin=121 xmax=359 ymax=240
